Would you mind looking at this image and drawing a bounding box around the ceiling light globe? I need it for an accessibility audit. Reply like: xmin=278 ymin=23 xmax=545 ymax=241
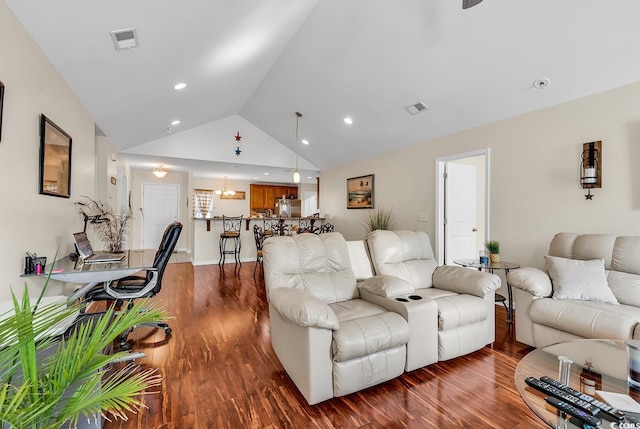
xmin=293 ymin=169 xmax=300 ymax=183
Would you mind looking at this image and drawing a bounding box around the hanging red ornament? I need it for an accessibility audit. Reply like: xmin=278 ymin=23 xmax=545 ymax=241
xmin=235 ymin=131 xmax=242 ymax=142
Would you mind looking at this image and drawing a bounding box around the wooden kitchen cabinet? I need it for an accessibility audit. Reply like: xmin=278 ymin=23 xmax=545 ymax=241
xmin=250 ymin=184 xmax=298 ymax=210
xmin=264 ymin=187 xmax=276 ymax=209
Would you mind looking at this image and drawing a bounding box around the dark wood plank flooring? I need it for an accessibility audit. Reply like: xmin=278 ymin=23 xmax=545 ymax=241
xmin=103 ymin=262 xmax=546 ymax=429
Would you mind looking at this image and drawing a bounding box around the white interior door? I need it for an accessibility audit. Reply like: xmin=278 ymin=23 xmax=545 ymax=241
xmin=445 ymin=162 xmax=477 ymax=264
xmin=142 ymin=183 xmax=179 ymax=249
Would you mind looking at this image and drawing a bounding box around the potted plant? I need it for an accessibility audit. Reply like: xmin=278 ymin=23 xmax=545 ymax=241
xmin=0 ymin=278 xmax=167 ymax=428
xmin=364 ymin=207 xmax=393 ymax=232
xmin=76 ymin=197 xmax=133 ymax=253
xmin=485 ymin=240 xmax=500 ymax=263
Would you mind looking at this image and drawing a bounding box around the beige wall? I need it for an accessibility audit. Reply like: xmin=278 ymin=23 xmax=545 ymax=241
xmin=320 ymin=80 xmax=640 ymax=270
xmin=0 ymin=2 xmax=97 ymax=300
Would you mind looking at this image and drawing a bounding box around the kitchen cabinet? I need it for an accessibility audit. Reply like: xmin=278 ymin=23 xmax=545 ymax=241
xmin=250 ymin=184 xmax=298 ymax=210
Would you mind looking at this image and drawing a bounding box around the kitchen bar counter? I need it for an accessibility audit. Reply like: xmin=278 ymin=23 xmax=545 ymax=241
xmin=194 ymin=216 xmax=325 ymax=232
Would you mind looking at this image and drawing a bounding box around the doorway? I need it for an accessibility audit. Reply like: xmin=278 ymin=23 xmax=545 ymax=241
xmin=435 ymin=149 xmax=490 ymax=265
xmin=141 ymin=183 xmax=180 ymax=249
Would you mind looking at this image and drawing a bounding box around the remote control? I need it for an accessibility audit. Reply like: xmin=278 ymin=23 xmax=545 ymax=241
xmin=545 ymin=396 xmax=601 ymax=427
xmin=525 ymin=377 xmax=600 ymax=416
xmin=540 ymin=376 xmax=625 ymax=422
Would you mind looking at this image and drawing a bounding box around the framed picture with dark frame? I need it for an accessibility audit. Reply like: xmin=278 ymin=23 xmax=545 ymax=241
xmin=0 ymin=80 xmax=4 ymax=142
xmin=39 ymin=114 xmax=72 ymax=198
xmin=347 ymin=174 xmax=374 ymax=209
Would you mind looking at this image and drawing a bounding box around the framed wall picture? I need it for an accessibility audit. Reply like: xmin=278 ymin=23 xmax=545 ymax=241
xmin=39 ymin=114 xmax=72 ymax=198
xmin=0 ymin=80 xmax=4 ymax=142
xmin=347 ymin=174 xmax=374 ymax=209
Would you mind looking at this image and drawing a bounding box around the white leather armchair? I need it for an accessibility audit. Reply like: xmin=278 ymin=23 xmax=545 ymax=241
xmin=263 ymin=232 xmax=410 ymax=405
xmin=365 ymin=230 xmax=501 ymax=361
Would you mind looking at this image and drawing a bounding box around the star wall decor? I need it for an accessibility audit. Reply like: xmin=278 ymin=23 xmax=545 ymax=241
xmin=235 ymin=131 xmax=242 ymax=142
xmin=235 ymin=146 xmax=242 ymax=156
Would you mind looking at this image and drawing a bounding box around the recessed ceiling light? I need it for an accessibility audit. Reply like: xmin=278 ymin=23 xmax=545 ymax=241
xmin=171 ymin=120 xmax=181 ymax=126
xmin=307 ymin=176 xmax=313 ymax=179
xmin=533 ymin=78 xmax=550 ymax=90
xmin=344 ymin=117 xmax=353 ymax=125
xmin=264 ymin=172 xmax=270 ymax=176
xmin=174 ymin=82 xmax=186 ymax=90
xmin=253 ymin=177 xmax=259 ymax=180
xmin=302 ymin=139 xmax=309 ymax=145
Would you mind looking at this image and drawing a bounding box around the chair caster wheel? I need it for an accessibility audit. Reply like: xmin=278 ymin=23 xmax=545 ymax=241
xmin=164 ymin=327 xmax=172 ymax=336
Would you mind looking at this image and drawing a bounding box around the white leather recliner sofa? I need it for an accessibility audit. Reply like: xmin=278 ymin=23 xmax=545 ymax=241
xmin=262 ymin=232 xmax=410 ymax=405
xmin=364 ymin=230 xmax=501 ymax=361
xmin=508 ymin=233 xmax=640 ymax=348
xmin=263 ymin=230 xmax=501 ymax=404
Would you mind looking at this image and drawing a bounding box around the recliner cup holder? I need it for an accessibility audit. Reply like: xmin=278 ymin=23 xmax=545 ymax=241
xmin=408 ymin=295 xmax=422 ymax=300
xmin=395 ymin=297 xmax=409 ymax=302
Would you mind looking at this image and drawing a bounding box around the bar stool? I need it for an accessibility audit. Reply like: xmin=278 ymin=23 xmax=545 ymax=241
xmin=253 ymin=224 xmax=265 ymax=275
xmin=219 ymin=215 xmax=243 ymax=266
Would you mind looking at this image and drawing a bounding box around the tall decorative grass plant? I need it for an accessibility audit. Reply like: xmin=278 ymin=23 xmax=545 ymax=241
xmin=76 ymin=197 xmax=133 ymax=252
xmin=364 ymin=207 xmax=393 ymax=232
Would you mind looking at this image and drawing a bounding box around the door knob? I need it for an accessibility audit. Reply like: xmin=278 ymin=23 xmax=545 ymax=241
xmin=472 ymin=228 xmax=478 ymax=232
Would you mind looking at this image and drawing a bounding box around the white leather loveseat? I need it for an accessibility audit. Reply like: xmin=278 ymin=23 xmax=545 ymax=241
xmin=263 ymin=230 xmax=501 ymax=404
xmin=508 ymin=233 xmax=640 ymax=348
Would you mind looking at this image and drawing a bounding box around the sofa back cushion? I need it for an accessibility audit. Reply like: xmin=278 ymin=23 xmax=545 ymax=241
xmin=263 ymin=232 xmax=358 ymax=304
xmin=365 ymin=230 xmax=438 ymax=289
xmin=548 ymin=233 xmax=640 ymax=306
xmin=346 ymin=240 xmax=374 ymax=281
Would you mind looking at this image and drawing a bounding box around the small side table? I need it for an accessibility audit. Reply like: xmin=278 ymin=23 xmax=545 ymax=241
xmin=453 ymin=259 xmax=520 ymax=325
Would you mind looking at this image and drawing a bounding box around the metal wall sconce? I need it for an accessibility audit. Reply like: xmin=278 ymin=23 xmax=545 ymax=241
xmin=580 ymin=141 xmax=601 ymax=200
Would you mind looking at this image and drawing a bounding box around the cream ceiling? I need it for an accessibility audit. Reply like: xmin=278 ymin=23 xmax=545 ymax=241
xmin=6 ymin=0 xmax=640 ymax=183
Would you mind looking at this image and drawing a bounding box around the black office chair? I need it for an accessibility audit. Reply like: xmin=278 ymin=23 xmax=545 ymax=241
xmin=82 ymin=221 xmax=183 ymax=350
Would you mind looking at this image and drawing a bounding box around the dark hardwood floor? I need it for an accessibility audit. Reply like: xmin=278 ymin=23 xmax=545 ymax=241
xmin=103 ymin=262 xmax=546 ymax=429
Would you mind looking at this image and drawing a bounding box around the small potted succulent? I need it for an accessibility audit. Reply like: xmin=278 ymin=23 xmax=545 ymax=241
xmin=485 ymin=240 xmax=500 ymax=263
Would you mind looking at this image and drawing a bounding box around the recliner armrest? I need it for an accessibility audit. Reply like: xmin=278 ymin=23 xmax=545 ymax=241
xmin=359 ymin=275 xmax=414 ymax=297
xmin=432 ymin=265 xmax=500 ymax=297
xmin=507 ymin=267 xmax=552 ymax=298
xmin=268 ymin=287 xmax=339 ymax=330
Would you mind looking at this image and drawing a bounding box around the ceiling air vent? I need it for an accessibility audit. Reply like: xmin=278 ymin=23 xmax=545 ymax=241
xmin=404 ymin=101 xmax=429 ymax=116
xmin=110 ymin=28 xmax=139 ymax=51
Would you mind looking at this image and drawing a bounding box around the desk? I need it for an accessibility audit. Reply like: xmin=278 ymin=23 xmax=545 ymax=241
xmin=453 ymin=259 xmax=519 ymax=325
xmin=43 ymin=250 xmax=155 ymax=303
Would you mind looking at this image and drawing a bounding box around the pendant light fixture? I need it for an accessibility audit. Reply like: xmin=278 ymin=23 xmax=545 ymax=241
xmin=153 ymin=165 xmax=168 ymax=178
xmin=293 ymin=112 xmax=302 ymax=184
xmin=215 ymin=176 xmax=236 ymax=197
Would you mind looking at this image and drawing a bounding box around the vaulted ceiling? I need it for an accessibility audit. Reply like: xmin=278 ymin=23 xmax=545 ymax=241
xmin=6 ymin=0 xmax=640 ymax=183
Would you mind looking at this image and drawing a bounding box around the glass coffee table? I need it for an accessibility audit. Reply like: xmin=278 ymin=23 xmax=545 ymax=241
xmin=515 ymin=339 xmax=640 ymax=428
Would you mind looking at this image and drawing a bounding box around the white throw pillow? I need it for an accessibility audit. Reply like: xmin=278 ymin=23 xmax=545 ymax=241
xmin=544 ymin=255 xmax=619 ymax=305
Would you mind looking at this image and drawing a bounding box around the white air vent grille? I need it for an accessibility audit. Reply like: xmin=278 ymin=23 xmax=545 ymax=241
xmin=110 ymin=28 xmax=139 ymax=51
xmin=404 ymin=101 xmax=429 ymax=116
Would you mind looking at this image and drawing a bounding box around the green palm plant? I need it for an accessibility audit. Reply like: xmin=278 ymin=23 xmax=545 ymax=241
xmin=0 ymin=279 xmax=167 ymax=429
